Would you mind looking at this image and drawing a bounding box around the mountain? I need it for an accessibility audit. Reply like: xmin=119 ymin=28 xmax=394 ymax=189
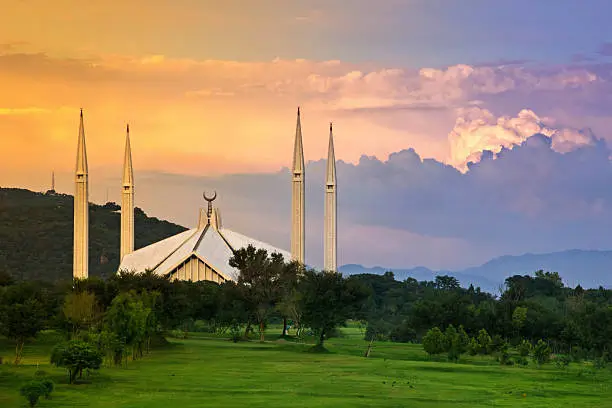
xmin=0 ymin=188 xmax=186 ymax=282
xmin=339 ymin=264 xmax=501 ymax=293
xmin=339 ymin=249 xmax=612 ymax=291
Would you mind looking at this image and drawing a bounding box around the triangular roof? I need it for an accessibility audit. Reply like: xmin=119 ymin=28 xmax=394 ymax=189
xmin=118 ymin=221 xmax=291 ymax=282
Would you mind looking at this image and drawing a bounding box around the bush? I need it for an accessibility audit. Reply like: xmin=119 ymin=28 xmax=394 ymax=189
xmin=593 ymin=356 xmax=607 ymax=370
xmin=389 ymin=323 xmax=417 ymax=343
xmin=477 ymin=329 xmax=492 ymax=355
xmin=517 ymin=340 xmax=532 ymax=357
xmin=532 ymin=339 xmax=551 ymax=367
xmin=20 ymin=380 xmax=46 ymax=407
xmin=467 ymin=337 xmax=479 ymax=356
xmin=422 ymin=327 xmax=445 ymax=357
xmin=490 ymin=334 xmax=505 ymax=354
xmin=498 ymin=341 xmax=512 ymax=365
xmin=40 ymin=378 xmax=54 ymax=399
xmin=514 ymin=356 xmax=529 ymax=366
xmin=554 ymin=354 xmax=571 ymax=369
xmin=51 ymin=340 xmax=103 ymax=383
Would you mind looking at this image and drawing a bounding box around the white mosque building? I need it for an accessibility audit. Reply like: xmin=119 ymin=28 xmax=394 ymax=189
xmin=72 ymin=108 xmax=337 ymax=283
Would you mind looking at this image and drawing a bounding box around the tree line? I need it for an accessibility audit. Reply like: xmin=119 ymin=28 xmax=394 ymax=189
xmin=1 ymin=246 xmax=612 ymax=386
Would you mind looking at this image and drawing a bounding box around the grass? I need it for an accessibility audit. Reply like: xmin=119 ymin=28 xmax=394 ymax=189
xmin=1 ymin=326 xmax=611 ymax=407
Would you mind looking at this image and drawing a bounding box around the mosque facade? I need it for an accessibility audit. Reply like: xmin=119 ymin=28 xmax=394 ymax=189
xmin=72 ymin=108 xmax=338 ymax=282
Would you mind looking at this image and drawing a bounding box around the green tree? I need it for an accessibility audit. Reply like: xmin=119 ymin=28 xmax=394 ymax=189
xmin=50 ymin=340 xmax=103 ymax=384
xmin=532 ymin=339 xmax=551 ymax=367
xmin=512 ymin=306 xmax=528 ymax=338
xmin=230 ymin=246 xmax=285 ymax=342
xmin=0 ymin=284 xmax=49 ymax=364
xmin=422 ymin=327 xmax=445 ymax=357
xmin=62 ymin=291 xmax=100 ymax=337
xmin=20 ymin=381 xmax=46 ymax=407
xmin=299 ymin=270 xmax=367 ymax=349
xmin=476 ymin=329 xmax=492 ymax=354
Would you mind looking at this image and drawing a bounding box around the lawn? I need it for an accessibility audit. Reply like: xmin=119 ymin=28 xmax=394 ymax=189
xmin=1 ymin=327 xmax=611 ymax=407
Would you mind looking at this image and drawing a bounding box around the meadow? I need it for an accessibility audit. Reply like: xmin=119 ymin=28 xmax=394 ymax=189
xmin=1 ymin=326 xmax=611 ymax=408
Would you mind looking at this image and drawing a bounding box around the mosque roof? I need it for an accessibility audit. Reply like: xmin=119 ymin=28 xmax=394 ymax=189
xmin=118 ymin=211 xmax=291 ymax=282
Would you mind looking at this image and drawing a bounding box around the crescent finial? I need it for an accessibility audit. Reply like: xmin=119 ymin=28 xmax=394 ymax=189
xmin=203 ymin=191 xmax=217 ymax=202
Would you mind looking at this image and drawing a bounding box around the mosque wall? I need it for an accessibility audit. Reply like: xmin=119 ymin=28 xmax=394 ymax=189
xmin=169 ymin=255 xmax=227 ymax=283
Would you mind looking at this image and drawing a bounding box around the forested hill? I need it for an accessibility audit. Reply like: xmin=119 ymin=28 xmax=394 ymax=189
xmin=0 ymin=188 xmax=187 ymax=282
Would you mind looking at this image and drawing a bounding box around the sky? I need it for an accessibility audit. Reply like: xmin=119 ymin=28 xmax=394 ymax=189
xmin=3 ymin=0 xmax=612 ymax=270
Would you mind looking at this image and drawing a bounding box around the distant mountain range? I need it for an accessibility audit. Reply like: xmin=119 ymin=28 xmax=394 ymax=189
xmin=339 ymin=249 xmax=612 ymax=293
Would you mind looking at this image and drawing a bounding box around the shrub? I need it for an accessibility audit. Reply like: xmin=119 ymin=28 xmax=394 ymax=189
xmin=422 ymin=327 xmax=445 ymax=357
xmin=532 ymin=339 xmax=551 ymax=367
xmin=51 ymin=340 xmax=103 ymax=384
xmin=514 ymin=356 xmax=529 ymax=366
xmin=477 ymin=329 xmax=492 ymax=355
xmin=20 ymin=380 xmax=46 ymax=407
xmin=389 ymin=324 xmax=417 ymax=343
xmin=490 ymin=334 xmax=505 ymax=354
xmin=498 ymin=341 xmax=512 ymax=365
xmin=517 ymin=340 xmax=532 ymax=357
xmin=40 ymin=378 xmax=54 ymax=399
xmin=467 ymin=337 xmax=479 ymax=356
xmin=593 ymin=356 xmax=607 ymax=370
xmin=554 ymin=354 xmax=571 ymax=369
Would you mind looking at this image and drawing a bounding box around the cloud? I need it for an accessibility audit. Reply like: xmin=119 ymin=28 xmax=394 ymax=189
xmin=0 ymin=107 xmax=50 ymax=115
xmin=448 ymin=107 xmax=597 ymax=171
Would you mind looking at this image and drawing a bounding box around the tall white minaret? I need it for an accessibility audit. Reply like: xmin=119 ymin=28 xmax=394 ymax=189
xmin=324 ymin=122 xmax=337 ymax=272
xmin=73 ymin=109 xmax=89 ymax=279
xmin=291 ymin=107 xmax=305 ymax=264
xmin=120 ymin=124 xmax=135 ymax=260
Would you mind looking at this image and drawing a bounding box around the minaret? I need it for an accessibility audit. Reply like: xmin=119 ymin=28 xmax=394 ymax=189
xmin=291 ymin=107 xmax=305 ymax=264
xmin=73 ymin=109 xmax=89 ymax=280
xmin=324 ymin=122 xmax=337 ymax=272
xmin=120 ymin=124 xmax=135 ymax=260
xmin=51 ymin=171 xmax=55 ymax=192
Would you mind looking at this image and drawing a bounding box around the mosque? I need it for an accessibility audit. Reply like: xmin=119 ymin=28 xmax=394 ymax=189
xmin=71 ymin=108 xmax=338 ymax=282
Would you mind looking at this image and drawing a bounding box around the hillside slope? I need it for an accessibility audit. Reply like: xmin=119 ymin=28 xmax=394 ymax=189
xmin=0 ymin=188 xmax=186 ymax=282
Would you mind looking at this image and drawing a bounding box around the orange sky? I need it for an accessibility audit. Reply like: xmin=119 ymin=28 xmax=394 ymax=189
xmin=0 ymin=1 xmax=455 ymax=191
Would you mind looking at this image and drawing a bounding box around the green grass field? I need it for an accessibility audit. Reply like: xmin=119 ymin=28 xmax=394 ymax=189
xmin=1 ymin=327 xmax=611 ymax=407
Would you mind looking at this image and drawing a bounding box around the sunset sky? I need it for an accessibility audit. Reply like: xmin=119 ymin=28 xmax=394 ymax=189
xmin=4 ymin=0 xmax=612 ymax=270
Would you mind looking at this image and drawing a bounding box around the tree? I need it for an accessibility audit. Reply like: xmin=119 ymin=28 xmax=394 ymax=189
xmin=512 ymin=306 xmax=528 ymax=338
xmin=50 ymin=340 xmax=103 ymax=383
xmin=20 ymin=381 xmax=46 ymax=407
xmin=62 ymin=291 xmax=100 ymax=337
xmin=0 ymin=284 xmax=49 ymax=364
xmin=276 ymin=260 xmax=305 ymax=337
xmin=299 ymin=270 xmax=367 ymax=349
xmin=104 ymin=292 xmax=150 ymax=363
xmin=230 ymin=245 xmax=285 ymax=342
xmin=476 ymin=329 xmax=492 ymax=354
xmin=532 ymin=339 xmax=551 ymax=367
xmin=422 ymin=327 xmax=445 ymax=357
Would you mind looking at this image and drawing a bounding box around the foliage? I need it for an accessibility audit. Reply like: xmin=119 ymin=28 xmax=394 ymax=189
xmin=20 ymin=380 xmax=46 ymax=407
xmin=422 ymin=327 xmax=445 ymax=356
xmin=532 ymin=339 xmax=551 ymax=367
xmin=298 ymin=270 xmax=368 ymax=348
xmin=476 ymin=329 xmax=492 ymax=355
xmin=554 ymin=354 xmax=571 ymax=369
xmin=0 ymin=283 xmax=51 ymax=363
xmin=50 ymin=340 xmax=103 ymax=383
xmin=62 ymin=291 xmax=100 ymax=336
xmin=517 ymin=339 xmax=532 ymax=357
xmin=230 ymin=246 xmax=286 ymax=342
xmin=0 ymin=188 xmax=186 ymax=282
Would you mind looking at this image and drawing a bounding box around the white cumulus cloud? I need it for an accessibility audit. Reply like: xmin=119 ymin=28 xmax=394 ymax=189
xmin=448 ymin=107 xmax=597 ymax=171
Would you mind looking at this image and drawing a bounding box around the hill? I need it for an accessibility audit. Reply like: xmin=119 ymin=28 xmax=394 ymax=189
xmin=339 ymin=249 xmax=612 ymax=291
xmin=0 ymin=188 xmax=186 ymax=282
